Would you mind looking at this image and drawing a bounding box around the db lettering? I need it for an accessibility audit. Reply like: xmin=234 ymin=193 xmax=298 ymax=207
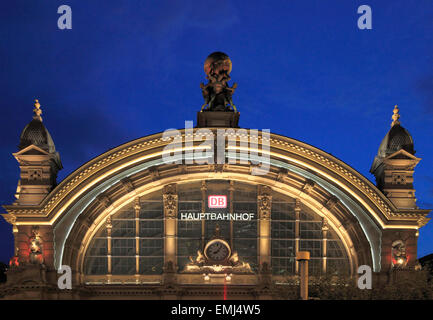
xmin=208 ymin=195 xmax=227 ymax=208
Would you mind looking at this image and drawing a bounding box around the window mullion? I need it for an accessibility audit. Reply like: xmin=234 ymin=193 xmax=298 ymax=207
xmin=135 ymin=198 xmax=140 ymax=276
xmin=106 ymin=215 xmax=112 ymax=278
xmin=295 ymin=199 xmax=301 ymax=274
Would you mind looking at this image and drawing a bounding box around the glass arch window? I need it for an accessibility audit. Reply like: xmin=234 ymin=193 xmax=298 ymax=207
xmin=84 ymin=180 xmax=350 ymax=278
xmin=84 ymin=190 xmax=164 ymax=275
xmin=271 ymin=193 xmax=349 ymax=276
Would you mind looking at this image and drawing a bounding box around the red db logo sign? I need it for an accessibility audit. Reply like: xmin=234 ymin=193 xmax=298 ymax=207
xmin=208 ymin=195 xmax=227 ymax=208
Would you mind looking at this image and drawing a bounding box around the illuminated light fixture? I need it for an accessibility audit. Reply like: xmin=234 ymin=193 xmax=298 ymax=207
xmin=225 ymin=274 xmax=232 ymax=281
xmin=203 ymin=274 xmax=210 ymax=281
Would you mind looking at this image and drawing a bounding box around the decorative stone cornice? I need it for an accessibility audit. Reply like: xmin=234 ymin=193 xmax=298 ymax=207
xmin=2 ymin=213 xmax=17 ymax=225
xmin=96 ymin=194 xmax=112 ymax=209
xmin=324 ymin=196 xmax=339 ymax=211
xmin=214 ymin=164 xmax=225 ymax=173
xmin=120 ymin=178 xmax=135 ymax=194
xmin=149 ymin=167 xmax=160 ymax=181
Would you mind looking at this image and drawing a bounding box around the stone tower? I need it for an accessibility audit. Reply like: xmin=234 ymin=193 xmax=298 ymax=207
xmin=13 ymin=99 xmax=62 ymax=205
xmin=370 ymin=105 xmax=420 ymax=209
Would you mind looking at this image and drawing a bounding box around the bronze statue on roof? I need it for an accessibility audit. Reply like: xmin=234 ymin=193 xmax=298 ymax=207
xmin=200 ymin=52 xmax=237 ymax=112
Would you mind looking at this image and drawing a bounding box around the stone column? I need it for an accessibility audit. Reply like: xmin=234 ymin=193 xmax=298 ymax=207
xmin=258 ymin=185 xmax=272 ymax=270
xmin=296 ymin=251 xmax=310 ymax=300
xmin=322 ymin=218 xmax=329 ymax=274
xmin=134 ymin=198 xmax=140 ymax=279
xmin=106 ymin=215 xmax=112 ymax=282
xmin=163 ymin=184 xmax=178 ymax=283
xmin=201 ymin=181 xmax=207 ymax=250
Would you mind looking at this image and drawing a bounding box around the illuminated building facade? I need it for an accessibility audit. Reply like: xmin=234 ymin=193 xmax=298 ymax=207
xmin=0 ymin=54 xmax=430 ymax=299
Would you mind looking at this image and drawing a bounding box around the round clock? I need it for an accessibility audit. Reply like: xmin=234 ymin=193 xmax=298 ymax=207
xmin=204 ymin=239 xmax=231 ymax=262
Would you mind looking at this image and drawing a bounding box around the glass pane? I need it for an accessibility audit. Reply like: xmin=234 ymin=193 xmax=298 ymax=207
xmin=234 ymin=220 xmax=257 ymax=238
xmin=327 ymin=240 xmax=345 ymax=258
xmin=111 ymin=220 xmax=135 ymax=237
xmin=271 ymin=202 xmax=295 ymax=221
xmin=139 ymin=201 xmax=163 ymax=219
xmin=88 ymin=238 xmax=107 ymax=256
xmin=115 ymin=207 xmax=135 ymax=219
xmin=271 ymin=221 xmax=295 ymax=239
xmin=84 ymin=256 xmax=107 ymax=275
xmin=112 ymin=238 xmax=136 ymax=256
xmin=271 ymin=239 xmax=295 ymax=257
xmin=139 ymin=220 xmax=163 ymax=237
xmin=139 ymin=257 xmax=163 ymax=275
xmin=271 ymin=257 xmax=295 ymax=275
xmin=112 ymin=257 xmax=136 ymax=275
xmin=177 ymin=238 xmax=201 ymax=256
xmin=178 ymin=220 xmax=202 ymax=238
xmin=299 ymin=240 xmax=322 ymax=257
xmin=308 ymin=258 xmax=322 ymax=276
xmin=139 ymin=238 xmax=163 ymax=256
xmin=300 ymin=221 xmax=322 ymax=239
xmin=327 ymin=259 xmax=349 ymax=276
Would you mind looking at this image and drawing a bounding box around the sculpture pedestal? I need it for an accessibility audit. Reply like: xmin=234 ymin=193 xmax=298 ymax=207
xmin=197 ymin=111 xmax=239 ymax=128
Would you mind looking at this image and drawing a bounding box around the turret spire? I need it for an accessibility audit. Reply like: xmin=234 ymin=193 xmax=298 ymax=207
xmin=391 ymin=105 xmax=400 ymax=127
xmin=33 ymin=99 xmax=42 ymax=121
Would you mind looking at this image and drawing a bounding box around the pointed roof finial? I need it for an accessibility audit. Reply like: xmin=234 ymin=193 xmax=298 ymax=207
xmin=33 ymin=99 xmax=42 ymax=121
xmin=391 ymin=105 xmax=400 ymax=127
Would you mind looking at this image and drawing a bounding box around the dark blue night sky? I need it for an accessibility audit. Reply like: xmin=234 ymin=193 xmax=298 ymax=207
xmin=0 ymin=1 xmax=432 ymax=264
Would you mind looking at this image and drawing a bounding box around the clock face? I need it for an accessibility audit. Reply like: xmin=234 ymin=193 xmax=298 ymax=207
xmin=205 ymin=240 xmax=230 ymax=262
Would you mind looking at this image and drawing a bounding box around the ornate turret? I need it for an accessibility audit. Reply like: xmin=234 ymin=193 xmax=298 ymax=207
xmin=370 ymin=105 xmax=420 ymax=209
xmin=13 ymin=100 xmax=62 ymax=205
xmin=197 ymin=52 xmax=240 ymax=128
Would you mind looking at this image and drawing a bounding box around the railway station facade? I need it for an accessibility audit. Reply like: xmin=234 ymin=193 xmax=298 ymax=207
xmin=0 ymin=53 xmax=429 ymax=299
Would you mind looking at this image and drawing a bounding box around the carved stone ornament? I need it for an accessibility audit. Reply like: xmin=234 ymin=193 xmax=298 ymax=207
xmin=295 ymin=199 xmax=301 ymax=213
xmin=325 ymin=196 xmax=339 ymax=211
xmin=302 ymin=179 xmax=315 ymax=194
xmin=164 ymin=194 xmax=177 ymax=217
xmin=149 ymin=167 xmax=160 ymax=181
xmin=182 ymin=231 xmax=253 ymax=275
xmin=105 ymin=215 xmax=113 ymax=230
xmin=163 ymin=260 xmax=175 ymax=273
xmin=29 ymin=226 xmax=44 ymax=265
xmin=391 ymin=240 xmax=408 ymax=268
xmin=258 ymin=195 xmax=272 ymax=219
xmin=277 ymin=169 xmax=288 ymax=182
xmin=322 ymin=218 xmax=329 ymax=232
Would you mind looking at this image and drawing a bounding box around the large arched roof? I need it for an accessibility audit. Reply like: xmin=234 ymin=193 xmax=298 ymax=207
xmin=3 ymin=128 xmax=429 ymax=271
